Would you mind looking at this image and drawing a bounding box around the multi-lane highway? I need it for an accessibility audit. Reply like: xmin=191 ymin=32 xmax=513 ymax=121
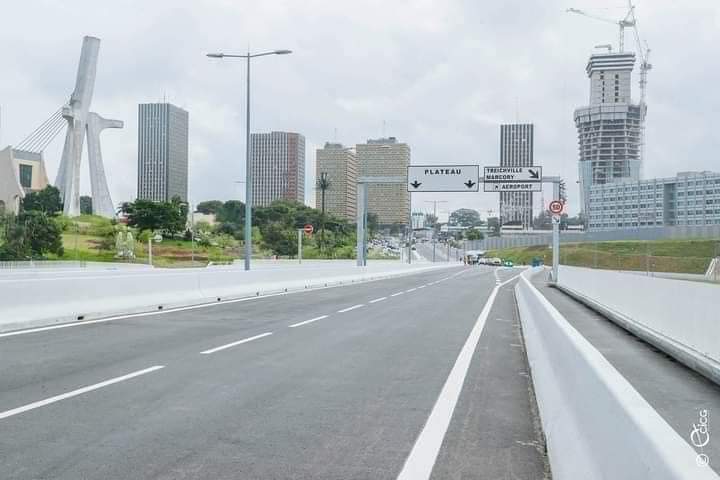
xmin=0 ymin=266 xmax=547 ymax=479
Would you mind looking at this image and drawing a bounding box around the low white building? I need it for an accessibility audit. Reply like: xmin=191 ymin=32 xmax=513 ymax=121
xmin=587 ymin=171 xmax=720 ymax=230
xmin=0 ymin=146 xmax=50 ymax=214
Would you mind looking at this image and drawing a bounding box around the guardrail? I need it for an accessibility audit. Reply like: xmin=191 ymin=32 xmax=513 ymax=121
xmin=555 ymin=265 xmax=720 ymax=385
xmin=515 ymin=268 xmax=715 ymax=479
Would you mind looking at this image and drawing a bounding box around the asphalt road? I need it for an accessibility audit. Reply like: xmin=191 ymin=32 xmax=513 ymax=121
xmin=0 ymin=265 xmax=546 ymax=479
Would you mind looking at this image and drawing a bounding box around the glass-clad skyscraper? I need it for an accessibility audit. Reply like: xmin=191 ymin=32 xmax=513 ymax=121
xmin=137 ymin=103 xmax=189 ymax=202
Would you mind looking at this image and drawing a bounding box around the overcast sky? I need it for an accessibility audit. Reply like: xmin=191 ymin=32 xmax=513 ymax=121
xmin=1 ymin=0 xmax=718 ymax=219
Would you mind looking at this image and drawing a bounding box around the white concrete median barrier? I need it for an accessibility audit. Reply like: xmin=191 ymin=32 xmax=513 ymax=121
xmin=516 ymin=269 xmax=718 ymax=480
xmin=555 ymin=265 xmax=720 ymax=386
xmin=0 ymin=262 xmax=458 ymax=333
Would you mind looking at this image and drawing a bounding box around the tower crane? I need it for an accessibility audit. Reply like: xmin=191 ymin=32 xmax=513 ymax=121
xmin=567 ymin=1 xmax=652 ymax=106
xmin=566 ymin=6 xmax=635 ymax=52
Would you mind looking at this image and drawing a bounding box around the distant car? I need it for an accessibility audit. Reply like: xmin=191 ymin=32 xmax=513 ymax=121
xmin=491 ymin=258 xmax=502 ymax=266
xmin=503 ymin=260 xmax=514 ymax=267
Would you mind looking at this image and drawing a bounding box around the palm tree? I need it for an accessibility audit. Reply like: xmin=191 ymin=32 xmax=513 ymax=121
xmin=317 ymin=172 xmax=331 ymax=252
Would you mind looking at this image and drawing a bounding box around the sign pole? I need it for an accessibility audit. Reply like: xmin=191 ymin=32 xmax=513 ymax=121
xmin=356 ymin=183 xmax=367 ymax=267
xmin=552 ymin=183 xmax=560 ymax=283
xmin=298 ymin=229 xmax=302 ymax=264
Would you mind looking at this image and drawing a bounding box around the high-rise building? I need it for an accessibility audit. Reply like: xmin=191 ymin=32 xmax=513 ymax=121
xmin=499 ymin=123 xmax=534 ymax=229
xmin=575 ymin=52 xmax=646 ymax=215
xmin=356 ymin=137 xmax=410 ymax=226
xmin=137 ymin=103 xmax=189 ymax=202
xmin=315 ymin=142 xmax=357 ymax=221
xmin=251 ymin=131 xmax=305 ymax=207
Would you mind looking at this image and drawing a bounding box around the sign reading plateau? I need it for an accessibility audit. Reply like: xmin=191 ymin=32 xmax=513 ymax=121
xmin=407 ymin=165 xmax=479 ymax=192
xmin=483 ymin=166 xmax=542 ymax=192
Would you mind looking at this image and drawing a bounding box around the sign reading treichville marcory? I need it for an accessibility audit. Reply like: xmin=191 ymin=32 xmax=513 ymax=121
xmin=407 ymin=165 xmax=480 ymax=192
xmin=483 ymin=166 xmax=542 ymax=192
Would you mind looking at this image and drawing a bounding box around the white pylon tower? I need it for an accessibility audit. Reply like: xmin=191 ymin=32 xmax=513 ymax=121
xmin=55 ymin=36 xmax=122 ymax=217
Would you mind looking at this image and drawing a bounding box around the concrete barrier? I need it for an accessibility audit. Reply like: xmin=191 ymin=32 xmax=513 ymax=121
xmin=0 ymin=263 xmax=457 ymax=333
xmin=556 ymin=265 xmax=720 ymax=385
xmin=515 ymin=269 xmax=717 ymax=479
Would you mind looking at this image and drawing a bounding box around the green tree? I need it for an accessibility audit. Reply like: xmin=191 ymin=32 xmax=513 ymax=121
xmin=449 ymin=208 xmax=482 ymax=227
xmin=197 ymin=200 xmax=224 ymax=215
xmin=120 ymin=198 xmax=188 ymax=236
xmin=80 ymin=196 xmax=93 ymax=215
xmin=465 ymin=227 xmax=484 ymax=241
xmin=216 ymin=200 xmax=245 ymax=224
xmin=0 ymin=211 xmax=64 ymax=260
xmin=22 ymin=185 xmax=63 ymax=215
xmin=262 ymin=221 xmax=297 ymax=256
xmin=317 ymin=172 xmax=331 ymax=251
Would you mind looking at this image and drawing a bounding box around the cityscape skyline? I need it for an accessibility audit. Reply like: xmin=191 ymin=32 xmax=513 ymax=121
xmin=1 ymin=1 xmax=718 ymax=218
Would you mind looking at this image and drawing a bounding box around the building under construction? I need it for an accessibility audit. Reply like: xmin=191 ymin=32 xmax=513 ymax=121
xmin=569 ymin=2 xmax=652 ymax=218
xmin=575 ymin=51 xmax=646 ymax=216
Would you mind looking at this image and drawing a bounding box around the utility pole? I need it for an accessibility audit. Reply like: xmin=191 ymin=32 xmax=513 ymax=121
xmin=425 ymin=200 xmax=447 ymax=262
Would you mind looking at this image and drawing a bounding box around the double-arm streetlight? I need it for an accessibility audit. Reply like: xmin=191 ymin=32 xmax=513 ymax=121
xmin=206 ymin=49 xmax=292 ymax=270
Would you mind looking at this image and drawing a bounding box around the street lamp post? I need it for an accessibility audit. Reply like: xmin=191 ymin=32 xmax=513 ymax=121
xmin=207 ymin=49 xmax=292 ymax=270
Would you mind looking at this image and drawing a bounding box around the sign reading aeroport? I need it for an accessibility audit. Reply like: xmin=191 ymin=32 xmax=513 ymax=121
xmin=483 ymin=181 xmax=542 ymax=192
xmin=407 ymin=165 xmax=479 ymax=192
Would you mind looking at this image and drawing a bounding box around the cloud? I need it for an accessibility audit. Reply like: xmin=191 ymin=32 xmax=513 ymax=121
xmin=0 ymin=0 xmax=717 ymax=218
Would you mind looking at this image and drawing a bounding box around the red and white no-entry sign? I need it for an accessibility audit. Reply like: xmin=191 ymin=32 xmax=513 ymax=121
xmin=303 ymin=224 xmax=314 ymax=235
xmin=549 ymin=200 xmax=564 ymax=215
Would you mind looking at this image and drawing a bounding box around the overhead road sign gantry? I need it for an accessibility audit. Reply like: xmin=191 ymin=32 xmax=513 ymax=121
xmin=407 ymin=165 xmax=479 ymax=192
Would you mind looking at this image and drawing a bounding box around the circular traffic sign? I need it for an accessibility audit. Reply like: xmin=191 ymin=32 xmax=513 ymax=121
xmin=549 ymin=200 xmax=564 ymax=215
xmin=303 ymin=224 xmax=314 ymax=235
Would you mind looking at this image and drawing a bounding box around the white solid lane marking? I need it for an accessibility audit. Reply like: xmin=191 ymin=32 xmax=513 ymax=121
xmin=369 ymin=297 xmax=387 ymax=304
xmin=337 ymin=304 xmax=364 ymax=313
xmin=417 ymin=285 xmax=426 ymax=289
xmin=288 ymin=315 xmax=329 ymax=328
xmin=396 ymin=285 xmax=501 ymax=480
xmin=391 ymin=292 xmax=404 ymax=297
xmin=406 ymin=288 xmax=417 ymax=293
xmin=0 ymin=365 xmax=165 ymax=421
xmin=200 ymin=332 xmax=273 ymax=354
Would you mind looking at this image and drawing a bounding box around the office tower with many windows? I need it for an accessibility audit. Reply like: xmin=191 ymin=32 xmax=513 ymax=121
xmin=499 ymin=123 xmax=534 ymax=229
xmin=315 ymin=143 xmax=357 ymax=221
xmin=356 ymin=137 xmax=410 ymax=226
xmin=587 ymin=171 xmax=720 ymax=230
xmin=251 ymin=131 xmax=305 ymax=206
xmin=137 ymin=103 xmax=189 ymax=202
xmin=575 ymin=52 xmax=646 ymax=215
